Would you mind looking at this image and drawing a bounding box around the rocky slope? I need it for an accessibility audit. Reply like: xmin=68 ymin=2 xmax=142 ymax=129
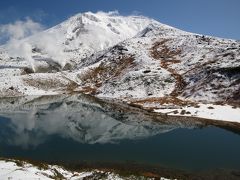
xmin=77 ymin=23 xmax=240 ymax=105
xmin=0 ymin=12 xmax=239 ymax=122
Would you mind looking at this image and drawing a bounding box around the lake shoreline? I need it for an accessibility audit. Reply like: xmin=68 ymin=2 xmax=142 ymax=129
xmin=0 ymin=94 xmax=240 ymax=179
xmin=0 ymin=93 xmax=240 ymax=125
xmin=0 ymin=158 xmax=240 ymax=180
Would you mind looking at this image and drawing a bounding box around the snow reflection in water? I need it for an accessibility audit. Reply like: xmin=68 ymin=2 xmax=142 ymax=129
xmin=0 ymin=94 xmax=240 ymax=172
xmin=0 ymin=94 xmax=199 ymax=147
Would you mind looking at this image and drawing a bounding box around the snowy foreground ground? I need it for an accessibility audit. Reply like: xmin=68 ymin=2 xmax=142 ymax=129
xmin=154 ymin=103 xmax=240 ymax=123
xmin=0 ymin=160 xmax=170 ymax=180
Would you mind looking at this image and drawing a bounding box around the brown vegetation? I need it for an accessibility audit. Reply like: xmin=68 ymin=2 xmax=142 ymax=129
xmin=150 ymin=39 xmax=181 ymax=60
xmin=150 ymin=39 xmax=186 ymax=97
xmin=23 ymin=77 xmax=64 ymax=90
xmin=79 ymin=86 xmax=98 ymax=95
xmin=131 ymin=96 xmax=194 ymax=106
xmin=80 ymin=56 xmax=135 ymax=83
xmin=23 ymin=76 xmax=78 ymax=92
xmin=128 ymin=96 xmax=196 ymax=112
xmin=79 ymin=56 xmax=135 ymax=94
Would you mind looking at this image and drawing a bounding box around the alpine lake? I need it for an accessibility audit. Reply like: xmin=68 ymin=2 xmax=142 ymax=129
xmin=0 ymin=94 xmax=240 ymax=179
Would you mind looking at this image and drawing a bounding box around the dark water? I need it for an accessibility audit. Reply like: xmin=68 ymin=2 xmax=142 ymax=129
xmin=0 ymin=94 xmax=240 ymax=174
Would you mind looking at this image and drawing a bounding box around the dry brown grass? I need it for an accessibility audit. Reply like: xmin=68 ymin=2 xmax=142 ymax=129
xmin=80 ymin=56 xmax=135 ymax=84
xmin=128 ymin=97 xmax=196 ymax=112
xmin=23 ymin=76 xmax=78 ymax=92
xmin=141 ymin=172 xmax=160 ymax=178
xmin=65 ymin=81 xmax=79 ymax=92
xmin=150 ymin=40 xmax=181 ymax=60
xmin=79 ymin=56 xmax=135 ymax=94
xmin=23 ymin=77 xmax=66 ymax=90
xmin=150 ymin=39 xmax=186 ymax=97
xmin=79 ymin=86 xmax=98 ymax=94
xmin=169 ymin=70 xmax=186 ymax=97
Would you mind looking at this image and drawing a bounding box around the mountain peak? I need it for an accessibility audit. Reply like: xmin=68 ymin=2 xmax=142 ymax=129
xmin=135 ymin=22 xmax=189 ymax=38
xmin=0 ymin=12 xmax=239 ymax=115
xmin=41 ymin=11 xmax=156 ymax=62
xmin=66 ymin=11 xmax=155 ymax=26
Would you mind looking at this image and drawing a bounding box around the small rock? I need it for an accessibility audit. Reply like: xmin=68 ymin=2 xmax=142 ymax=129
xmin=9 ymin=86 xmax=14 ymax=90
xmin=207 ymin=106 xmax=214 ymax=109
xmin=143 ymin=70 xmax=151 ymax=74
xmin=180 ymin=110 xmax=186 ymax=115
xmin=173 ymin=110 xmax=179 ymax=114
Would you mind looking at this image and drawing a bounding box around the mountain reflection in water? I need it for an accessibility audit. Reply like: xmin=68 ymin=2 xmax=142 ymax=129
xmin=1 ymin=94 xmax=240 ymax=175
xmin=0 ymin=94 xmax=201 ymax=148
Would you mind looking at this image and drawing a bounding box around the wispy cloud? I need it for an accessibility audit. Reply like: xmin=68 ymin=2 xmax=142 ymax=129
xmin=1 ymin=17 xmax=67 ymax=71
xmin=0 ymin=17 xmax=44 ymax=41
xmin=0 ymin=18 xmax=44 ymax=72
xmin=34 ymin=33 xmax=67 ymax=67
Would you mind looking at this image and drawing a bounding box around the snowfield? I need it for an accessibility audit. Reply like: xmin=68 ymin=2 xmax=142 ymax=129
xmin=0 ymin=11 xmax=239 ymax=124
xmin=154 ymin=103 xmax=240 ymax=122
xmin=0 ymin=159 xmax=172 ymax=180
xmin=0 ymin=160 xmax=93 ymax=180
xmin=0 ymin=160 xmax=123 ymax=180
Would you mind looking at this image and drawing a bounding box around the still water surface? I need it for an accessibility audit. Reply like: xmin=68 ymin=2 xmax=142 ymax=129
xmin=0 ymin=94 xmax=239 ymax=172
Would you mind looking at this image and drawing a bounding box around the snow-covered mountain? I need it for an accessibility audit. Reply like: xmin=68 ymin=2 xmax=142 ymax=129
xmin=0 ymin=11 xmax=239 ymax=121
xmin=1 ymin=11 xmax=156 ymax=70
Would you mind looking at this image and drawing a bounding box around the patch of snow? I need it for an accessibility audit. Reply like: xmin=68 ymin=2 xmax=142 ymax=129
xmin=0 ymin=160 xmax=91 ymax=180
xmin=0 ymin=160 xmax=171 ymax=180
xmin=154 ymin=104 xmax=240 ymax=123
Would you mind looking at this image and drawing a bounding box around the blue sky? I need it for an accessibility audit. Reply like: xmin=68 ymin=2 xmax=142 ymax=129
xmin=0 ymin=0 xmax=240 ymax=39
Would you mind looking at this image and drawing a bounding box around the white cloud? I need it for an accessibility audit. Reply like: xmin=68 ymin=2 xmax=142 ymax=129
xmin=0 ymin=18 xmax=44 ymax=72
xmin=7 ymin=40 xmax=36 ymax=72
xmin=0 ymin=17 xmax=44 ymax=40
xmin=95 ymin=10 xmax=119 ymax=16
xmin=1 ymin=18 xmax=67 ymax=70
xmin=33 ymin=33 xmax=67 ymax=67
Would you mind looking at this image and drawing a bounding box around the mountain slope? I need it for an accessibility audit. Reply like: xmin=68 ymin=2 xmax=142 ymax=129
xmin=77 ymin=23 xmax=240 ymax=105
xmin=0 ymin=12 xmax=239 ymax=122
